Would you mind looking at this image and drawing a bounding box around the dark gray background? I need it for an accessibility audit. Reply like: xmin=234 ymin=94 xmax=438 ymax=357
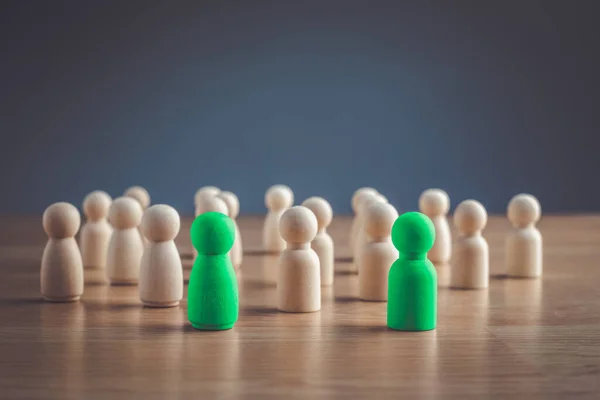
xmin=1 ymin=1 xmax=598 ymax=215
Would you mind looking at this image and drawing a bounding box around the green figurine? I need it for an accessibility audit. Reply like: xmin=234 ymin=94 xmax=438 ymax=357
xmin=387 ymin=211 xmax=437 ymax=331
xmin=188 ymin=211 xmax=239 ymax=330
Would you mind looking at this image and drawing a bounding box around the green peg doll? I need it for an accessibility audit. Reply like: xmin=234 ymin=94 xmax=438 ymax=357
xmin=387 ymin=211 xmax=437 ymax=331
xmin=188 ymin=212 xmax=239 ymax=330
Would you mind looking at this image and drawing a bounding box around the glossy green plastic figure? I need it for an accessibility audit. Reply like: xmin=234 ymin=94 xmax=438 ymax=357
xmin=387 ymin=212 xmax=437 ymax=331
xmin=188 ymin=212 xmax=239 ymax=330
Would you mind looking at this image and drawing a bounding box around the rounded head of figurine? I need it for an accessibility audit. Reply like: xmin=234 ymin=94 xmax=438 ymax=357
xmin=376 ymin=193 xmax=389 ymax=203
xmin=508 ymin=194 xmax=541 ymax=228
xmin=351 ymin=187 xmax=378 ymax=213
xmin=195 ymin=186 xmax=220 ymax=205
xmin=419 ymin=188 xmax=450 ymax=217
xmin=391 ymin=212 xmax=435 ymax=255
xmin=365 ymin=202 xmax=399 ymax=240
xmin=190 ymin=211 xmax=235 ymax=255
xmin=109 ymin=197 xmax=143 ymax=230
xmin=265 ymin=185 xmax=294 ymax=211
xmin=83 ymin=191 xmax=112 ymax=221
xmin=124 ymin=186 xmax=150 ymax=209
xmin=43 ymin=202 xmax=80 ymax=239
xmin=354 ymin=191 xmax=377 ymax=214
xmin=142 ymin=204 xmax=180 ymax=242
xmin=301 ymin=197 xmax=333 ymax=231
xmin=454 ymin=200 xmax=487 ymax=235
xmin=279 ymin=206 xmax=318 ymax=244
xmin=196 ymin=195 xmax=228 ymax=216
xmin=218 ymin=191 xmax=240 ymax=219
xmin=360 ymin=193 xmax=388 ymax=213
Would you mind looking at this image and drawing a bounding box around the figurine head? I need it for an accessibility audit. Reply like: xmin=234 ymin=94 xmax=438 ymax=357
xmin=351 ymin=187 xmax=378 ymax=213
xmin=218 ymin=191 xmax=240 ymax=219
xmin=142 ymin=204 xmax=180 ymax=242
xmin=190 ymin=211 xmax=235 ymax=255
xmin=365 ymin=202 xmax=399 ymax=240
xmin=265 ymin=185 xmax=294 ymax=211
xmin=124 ymin=186 xmax=150 ymax=209
xmin=83 ymin=191 xmax=112 ymax=221
xmin=43 ymin=202 xmax=80 ymax=239
xmin=279 ymin=206 xmax=318 ymax=245
xmin=301 ymin=197 xmax=333 ymax=232
xmin=391 ymin=212 xmax=435 ymax=258
xmin=508 ymin=194 xmax=541 ymax=228
xmin=419 ymin=189 xmax=450 ymax=217
xmin=454 ymin=200 xmax=487 ymax=235
xmin=195 ymin=186 xmax=220 ymax=206
xmin=109 ymin=197 xmax=143 ymax=230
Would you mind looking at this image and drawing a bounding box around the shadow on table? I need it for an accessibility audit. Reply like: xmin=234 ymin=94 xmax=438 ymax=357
xmin=81 ymin=302 xmax=140 ymax=312
xmin=240 ymin=306 xmax=279 ymax=316
xmin=334 ymin=296 xmax=360 ymax=303
xmin=335 ymin=256 xmax=353 ymax=263
xmin=334 ymin=270 xmax=357 ymax=276
xmin=0 ymin=297 xmax=45 ymax=306
xmin=141 ymin=324 xmax=238 ymax=334
xmin=333 ymin=324 xmax=390 ymax=334
xmin=241 ymin=280 xmax=276 ymax=290
xmin=244 ymin=249 xmax=272 ymax=256
xmin=106 ymin=303 xmax=141 ymax=311
xmin=84 ymin=280 xmax=108 ymax=287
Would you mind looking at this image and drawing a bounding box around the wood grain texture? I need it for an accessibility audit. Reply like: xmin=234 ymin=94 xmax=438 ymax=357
xmin=0 ymin=215 xmax=599 ymax=399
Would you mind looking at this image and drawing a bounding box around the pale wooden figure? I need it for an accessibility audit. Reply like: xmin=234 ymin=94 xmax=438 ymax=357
xmin=353 ymin=193 xmax=388 ymax=271
xmin=506 ymin=194 xmax=542 ymax=278
xmin=139 ymin=204 xmax=183 ymax=307
xmin=193 ymin=195 xmax=229 ymax=260
xmin=80 ymin=191 xmax=112 ymax=268
xmin=194 ymin=186 xmax=221 ymax=207
xmin=218 ymin=191 xmax=243 ymax=271
xmin=419 ymin=188 xmax=451 ymax=264
xmin=106 ymin=197 xmax=144 ymax=285
xmin=302 ymin=196 xmax=334 ymax=286
xmin=451 ymin=200 xmax=489 ymax=289
xmin=41 ymin=202 xmax=84 ymax=302
xmin=277 ymin=206 xmax=320 ymax=313
xmin=124 ymin=186 xmax=150 ymax=245
xmin=124 ymin=186 xmax=151 ymax=209
xmin=358 ymin=202 xmax=399 ymax=301
xmin=349 ymin=188 xmax=378 ymax=256
xmin=263 ymin=185 xmax=294 ymax=253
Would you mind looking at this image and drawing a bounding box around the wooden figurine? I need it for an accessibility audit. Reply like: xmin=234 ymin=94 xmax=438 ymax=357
xmin=139 ymin=204 xmax=183 ymax=307
xmin=124 ymin=186 xmax=151 ymax=210
xmin=506 ymin=194 xmax=542 ymax=278
xmin=263 ymin=184 xmax=294 ymax=253
xmin=218 ymin=191 xmax=243 ymax=272
xmin=106 ymin=197 xmax=144 ymax=285
xmin=80 ymin=191 xmax=112 ymax=268
xmin=451 ymin=200 xmax=489 ymax=289
xmin=277 ymin=206 xmax=320 ymax=312
xmin=195 ymin=186 xmax=221 ymax=207
xmin=349 ymin=187 xmax=378 ymax=254
xmin=358 ymin=202 xmax=399 ymax=301
xmin=353 ymin=193 xmax=388 ymax=271
xmin=41 ymin=202 xmax=84 ymax=302
xmin=302 ymin=196 xmax=334 ymax=286
xmin=124 ymin=185 xmax=150 ymax=245
xmin=419 ymin=188 xmax=451 ymax=264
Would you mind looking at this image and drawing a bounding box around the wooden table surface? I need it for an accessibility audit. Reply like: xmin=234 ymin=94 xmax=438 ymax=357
xmin=0 ymin=214 xmax=599 ymax=399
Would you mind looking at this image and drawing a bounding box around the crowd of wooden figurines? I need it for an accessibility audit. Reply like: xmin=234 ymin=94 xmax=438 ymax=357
xmin=40 ymin=185 xmax=542 ymax=332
